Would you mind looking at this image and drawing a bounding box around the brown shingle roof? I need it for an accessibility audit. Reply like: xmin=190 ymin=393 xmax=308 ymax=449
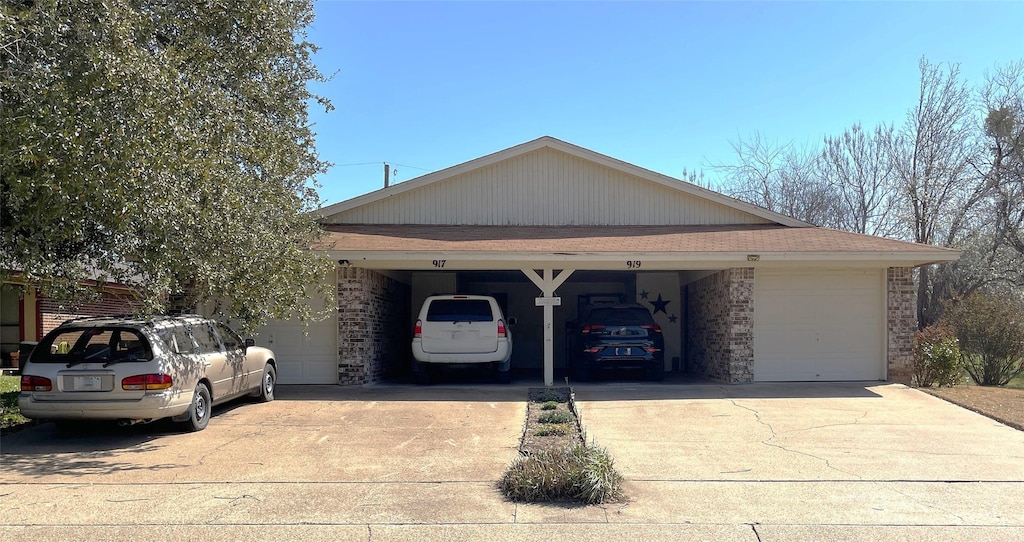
xmin=314 ymin=224 xmax=957 ymax=259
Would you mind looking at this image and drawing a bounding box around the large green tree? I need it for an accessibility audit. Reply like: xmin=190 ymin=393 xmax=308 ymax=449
xmin=1 ymin=0 xmax=334 ymax=330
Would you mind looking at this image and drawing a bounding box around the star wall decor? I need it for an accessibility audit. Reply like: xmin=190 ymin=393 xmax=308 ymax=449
xmin=668 ymin=314 xmax=678 ymax=323
xmin=650 ymin=294 xmax=671 ymax=314
xmin=639 ymin=290 xmax=649 ymax=300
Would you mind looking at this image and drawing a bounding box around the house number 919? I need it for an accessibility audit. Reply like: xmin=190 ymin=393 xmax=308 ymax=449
xmin=626 ymin=260 xmax=642 ymax=269
xmin=432 ymin=260 xmax=447 ymax=268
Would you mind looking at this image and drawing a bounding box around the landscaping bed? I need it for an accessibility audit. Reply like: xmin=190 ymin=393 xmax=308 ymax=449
xmin=519 ymin=386 xmax=585 ymax=455
xmin=499 ymin=386 xmax=623 ymax=504
xmin=924 ymin=385 xmax=1024 ymax=432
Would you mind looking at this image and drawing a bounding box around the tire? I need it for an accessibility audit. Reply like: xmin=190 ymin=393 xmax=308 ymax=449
xmin=257 ymin=363 xmax=276 ymax=403
xmin=181 ymin=383 xmax=212 ymax=432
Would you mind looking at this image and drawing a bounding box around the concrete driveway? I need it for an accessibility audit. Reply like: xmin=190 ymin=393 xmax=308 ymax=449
xmin=1 ymin=381 xmax=1023 ymax=541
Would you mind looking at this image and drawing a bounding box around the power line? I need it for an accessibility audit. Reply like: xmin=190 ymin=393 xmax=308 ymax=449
xmin=334 ymin=161 xmax=433 ymax=172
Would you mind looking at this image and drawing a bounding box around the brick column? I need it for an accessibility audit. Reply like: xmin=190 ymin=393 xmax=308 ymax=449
xmin=685 ymin=267 xmax=755 ymax=383
xmin=887 ymin=267 xmax=916 ymax=384
xmin=337 ymin=268 xmax=411 ymax=385
xmin=727 ymin=267 xmax=755 ymax=383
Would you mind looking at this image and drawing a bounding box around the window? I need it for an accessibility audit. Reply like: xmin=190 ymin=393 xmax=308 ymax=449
xmin=191 ymin=324 xmax=222 ymax=354
xmin=426 ymin=300 xmax=494 ymax=322
xmin=32 ymin=327 xmax=151 ymax=363
xmin=159 ymin=326 xmax=196 ymax=355
xmin=215 ymin=323 xmax=242 ymax=351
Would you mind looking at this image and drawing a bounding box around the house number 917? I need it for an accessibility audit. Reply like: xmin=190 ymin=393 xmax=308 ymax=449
xmin=626 ymin=260 xmax=642 ymax=269
xmin=432 ymin=260 xmax=447 ymax=268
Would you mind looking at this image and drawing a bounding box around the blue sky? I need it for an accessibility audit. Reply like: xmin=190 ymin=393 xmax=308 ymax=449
xmin=307 ymin=1 xmax=1023 ymax=206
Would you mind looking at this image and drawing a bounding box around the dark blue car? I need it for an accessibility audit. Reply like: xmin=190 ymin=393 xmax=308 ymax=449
xmin=567 ymin=304 xmax=664 ymax=381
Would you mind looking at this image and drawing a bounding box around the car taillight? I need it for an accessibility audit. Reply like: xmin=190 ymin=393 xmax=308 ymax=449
xmin=497 ymin=319 xmax=507 ymax=338
xmin=644 ymin=347 xmax=661 ymax=353
xmin=21 ymin=375 xmax=52 ymax=392
xmin=414 ymin=320 xmax=422 ymax=338
xmin=122 ymin=374 xmax=173 ymax=391
xmin=584 ymin=347 xmax=601 ymax=354
xmin=641 ymin=324 xmax=662 ymax=333
xmin=582 ymin=324 xmax=605 ymax=334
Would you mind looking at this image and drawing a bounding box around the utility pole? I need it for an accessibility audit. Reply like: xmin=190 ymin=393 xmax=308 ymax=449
xmin=384 ymin=163 xmax=390 ymax=188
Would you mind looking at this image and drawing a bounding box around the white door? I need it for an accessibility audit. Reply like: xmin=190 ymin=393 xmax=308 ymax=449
xmin=754 ymin=269 xmax=884 ymax=382
xmin=252 ymin=269 xmax=338 ymax=385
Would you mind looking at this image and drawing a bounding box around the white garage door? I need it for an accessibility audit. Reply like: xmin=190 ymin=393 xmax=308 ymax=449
xmin=754 ymin=269 xmax=885 ymax=382
xmin=252 ymin=270 xmax=338 ymax=384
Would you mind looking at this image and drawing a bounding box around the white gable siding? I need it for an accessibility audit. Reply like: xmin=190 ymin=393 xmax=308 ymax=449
xmin=329 ymin=148 xmax=772 ymax=226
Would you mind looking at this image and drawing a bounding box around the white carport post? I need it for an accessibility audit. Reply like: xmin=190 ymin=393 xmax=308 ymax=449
xmin=521 ymin=268 xmax=574 ymax=387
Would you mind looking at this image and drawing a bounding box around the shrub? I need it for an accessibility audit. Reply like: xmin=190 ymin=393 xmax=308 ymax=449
xmin=540 ymin=401 xmax=559 ymax=411
xmin=941 ymin=292 xmax=1024 ymax=386
xmin=1 ymin=376 xmax=29 ymax=430
xmin=912 ymin=325 xmax=963 ymax=387
xmin=499 ymin=444 xmax=623 ymax=504
xmin=538 ymin=410 xmax=573 ymax=424
xmin=533 ymin=424 xmax=569 ymax=437
xmin=531 ymin=389 xmax=567 ymax=403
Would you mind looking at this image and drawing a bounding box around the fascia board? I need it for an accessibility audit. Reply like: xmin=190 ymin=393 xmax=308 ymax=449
xmin=322 ymin=249 xmax=960 ymax=268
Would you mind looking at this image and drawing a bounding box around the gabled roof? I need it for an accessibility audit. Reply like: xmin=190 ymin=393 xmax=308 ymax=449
xmin=318 ymin=136 xmax=810 ymax=228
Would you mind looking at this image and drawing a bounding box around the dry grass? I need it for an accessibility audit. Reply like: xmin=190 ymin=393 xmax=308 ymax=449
xmin=924 ymin=384 xmax=1024 ymax=432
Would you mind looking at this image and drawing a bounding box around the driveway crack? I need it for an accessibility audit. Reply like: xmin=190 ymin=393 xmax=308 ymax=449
xmin=729 ymin=399 xmax=863 ymax=480
xmin=887 ymin=483 xmax=968 ymax=524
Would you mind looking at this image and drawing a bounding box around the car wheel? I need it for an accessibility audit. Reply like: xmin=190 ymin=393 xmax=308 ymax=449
xmin=257 ymin=363 xmax=276 ymax=403
xmin=181 ymin=383 xmax=212 ymax=432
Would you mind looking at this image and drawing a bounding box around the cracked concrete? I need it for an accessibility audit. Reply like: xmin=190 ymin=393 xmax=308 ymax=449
xmin=1 ymin=381 xmax=1023 ymax=541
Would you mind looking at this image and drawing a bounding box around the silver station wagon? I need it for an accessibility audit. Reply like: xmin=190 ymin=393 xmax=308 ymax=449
xmin=19 ymin=315 xmax=277 ymax=432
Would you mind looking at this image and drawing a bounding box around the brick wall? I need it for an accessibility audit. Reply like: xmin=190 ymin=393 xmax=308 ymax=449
xmin=38 ymin=292 xmax=142 ymax=337
xmin=686 ymin=268 xmax=755 ymax=383
xmin=337 ymin=267 xmax=411 ymax=385
xmin=887 ymin=267 xmax=916 ymax=384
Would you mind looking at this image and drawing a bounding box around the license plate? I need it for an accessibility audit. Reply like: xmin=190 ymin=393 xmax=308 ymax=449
xmin=74 ymin=376 xmax=103 ymax=391
xmin=615 ymin=347 xmax=632 ymax=356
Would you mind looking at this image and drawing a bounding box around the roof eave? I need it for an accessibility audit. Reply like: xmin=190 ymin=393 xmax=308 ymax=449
xmin=319 ymin=249 xmax=961 ymax=270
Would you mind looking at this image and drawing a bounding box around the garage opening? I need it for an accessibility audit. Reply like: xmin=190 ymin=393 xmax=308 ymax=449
xmin=260 ymin=264 xmax=887 ymax=385
xmin=399 ymin=269 xmax=726 ymax=383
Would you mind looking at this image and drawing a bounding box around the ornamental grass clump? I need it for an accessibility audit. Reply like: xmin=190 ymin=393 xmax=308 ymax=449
xmin=537 ymin=410 xmax=574 ymax=425
xmin=499 ymin=444 xmax=624 ymax=504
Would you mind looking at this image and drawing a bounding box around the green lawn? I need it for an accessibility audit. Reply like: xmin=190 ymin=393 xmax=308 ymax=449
xmin=1008 ymin=372 xmax=1024 ymax=390
xmin=0 ymin=375 xmax=29 ymax=430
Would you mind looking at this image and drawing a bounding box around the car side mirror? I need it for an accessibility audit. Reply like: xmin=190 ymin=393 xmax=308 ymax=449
xmin=507 ymin=317 xmax=518 ymax=326
xmin=244 ymin=338 xmax=255 ymax=350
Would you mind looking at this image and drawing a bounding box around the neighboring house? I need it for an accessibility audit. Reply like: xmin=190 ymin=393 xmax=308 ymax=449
xmin=0 ymin=278 xmax=141 ymax=368
xmin=252 ymin=136 xmax=959 ymax=386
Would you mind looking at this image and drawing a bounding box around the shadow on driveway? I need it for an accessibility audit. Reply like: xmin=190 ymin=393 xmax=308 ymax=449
xmin=272 ymin=379 xmax=884 ymax=403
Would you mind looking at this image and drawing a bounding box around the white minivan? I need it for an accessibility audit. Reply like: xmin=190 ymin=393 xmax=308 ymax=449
xmin=411 ymin=295 xmax=513 ymax=383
